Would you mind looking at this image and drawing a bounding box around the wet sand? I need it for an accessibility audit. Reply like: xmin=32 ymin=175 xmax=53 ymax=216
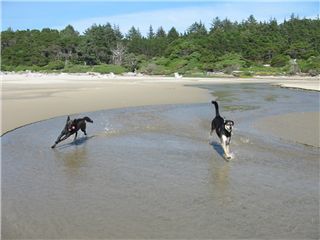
xmin=2 ymin=82 xmax=319 ymax=239
xmin=1 ymin=73 xmax=319 ymax=135
xmin=256 ymin=112 xmax=320 ymax=147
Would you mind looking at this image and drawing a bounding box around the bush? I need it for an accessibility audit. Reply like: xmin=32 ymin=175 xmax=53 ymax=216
xmin=243 ymin=64 xmax=285 ymax=75
xmin=271 ymin=55 xmax=290 ymax=67
xmin=1 ymin=65 xmax=42 ymax=72
xmin=92 ymin=64 xmax=126 ymax=74
xmin=1 ymin=65 xmax=15 ymax=71
xmin=213 ymin=53 xmax=246 ymax=72
xmin=167 ymin=58 xmax=188 ymax=71
xmin=140 ymin=63 xmax=168 ymax=75
xmin=224 ymin=65 xmax=239 ymax=74
xmin=298 ymin=56 xmax=320 ymax=76
xmin=63 ymin=64 xmax=92 ymax=73
xmin=155 ymin=57 xmax=170 ymax=66
xmin=44 ymin=60 xmax=65 ymax=70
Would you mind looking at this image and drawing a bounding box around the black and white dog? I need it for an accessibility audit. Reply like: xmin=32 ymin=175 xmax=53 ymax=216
xmin=51 ymin=116 xmax=93 ymax=148
xmin=210 ymin=101 xmax=234 ymax=160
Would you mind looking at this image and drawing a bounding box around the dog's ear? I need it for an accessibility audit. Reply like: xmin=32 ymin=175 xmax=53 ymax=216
xmin=66 ymin=116 xmax=70 ymax=122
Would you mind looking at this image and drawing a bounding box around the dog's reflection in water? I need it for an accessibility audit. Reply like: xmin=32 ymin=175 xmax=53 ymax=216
xmin=53 ymin=146 xmax=88 ymax=182
xmin=208 ymin=146 xmax=231 ymax=205
xmin=52 ymin=136 xmax=94 ymax=178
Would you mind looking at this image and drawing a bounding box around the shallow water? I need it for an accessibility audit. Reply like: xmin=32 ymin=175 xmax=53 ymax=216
xmin=2 ymin=83 xmax=319 ymax=239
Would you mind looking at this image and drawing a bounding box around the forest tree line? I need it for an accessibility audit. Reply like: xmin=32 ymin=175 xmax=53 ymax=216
xmin=1 ymin=14 xmax=320 ymax=76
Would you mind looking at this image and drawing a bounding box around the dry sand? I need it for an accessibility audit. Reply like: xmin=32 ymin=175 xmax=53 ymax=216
xmin=1 ymin=74 xmax=212 ymax=135
xmin=1 ymin=73 xmax=319 ymax=143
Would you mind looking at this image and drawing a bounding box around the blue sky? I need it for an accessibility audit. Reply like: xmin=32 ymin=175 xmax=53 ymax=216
xmin=2 ymin=1 xmax=319 ymax=35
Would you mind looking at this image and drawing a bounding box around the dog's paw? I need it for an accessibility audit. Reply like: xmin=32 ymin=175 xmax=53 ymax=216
xmin=228 ymin=153 xmax=235 ymax=159
xmin=225 ymin=153 xmax=234 ymax=161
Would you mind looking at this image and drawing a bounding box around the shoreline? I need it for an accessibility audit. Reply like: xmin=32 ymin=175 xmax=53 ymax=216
xmin=1 ymin=73 xmax=319 ymax=146
xmin=1 ymin=71 xmax=319 ymax=92
xmin=1 ymin=73 xmax=213 ymax=135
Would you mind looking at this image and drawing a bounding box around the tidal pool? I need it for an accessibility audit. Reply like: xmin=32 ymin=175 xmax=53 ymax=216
xmin=2 ymin=83 xmax=319 ymax=239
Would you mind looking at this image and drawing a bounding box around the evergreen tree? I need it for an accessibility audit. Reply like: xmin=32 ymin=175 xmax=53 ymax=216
xmin=167 ymin=27 xmax=179 ymax=42
xmin=1 ymin=15 xmax=319 ymax=75
xmin=148 ymin=25 xmax=155 ymax=39
xmin=156 ymin=26 xmax=166 ymax=38
xmin=187 ymin=21 xmax=207 ymax=36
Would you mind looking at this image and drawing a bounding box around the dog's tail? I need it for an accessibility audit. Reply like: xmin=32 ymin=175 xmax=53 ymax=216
xmin=211 ymin=101 xmax=220 ymax=116
xmin=83 ymin=116 xmax=93 ymax=123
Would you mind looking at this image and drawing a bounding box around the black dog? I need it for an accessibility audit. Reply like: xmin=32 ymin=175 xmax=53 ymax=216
xmin=51 ymin=116 xmax=93 ymax=148
xmin=210 ymin=101 xmax=234 ymax=160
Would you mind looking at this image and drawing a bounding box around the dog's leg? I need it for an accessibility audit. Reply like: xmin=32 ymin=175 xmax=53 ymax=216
xmin=221 ymin=142 xmax=228 ymax=158
xmin=81 ymin=128 xmax=87 ymax=136
xmin=51 ymin=133 xmax=71 ymax=148
xmin=226 ymin=143 xmax=234 ymax=159
xmin=210 ymin=121 xmax=215 ymax=136
xmin=52 ymin=132 xmax=65 ymax=148
xmin=221 ymin=136 xmax=231 ymax=160
xmin=226 ymin=143 xmax=230 ymax=155
xmin=226 ymin=143 xmax=233 ymax=158
xmin=80 ymin=123 xmax=87 ymax=136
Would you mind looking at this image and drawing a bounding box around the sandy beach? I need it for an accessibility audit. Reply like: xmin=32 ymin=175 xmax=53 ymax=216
xmin=1 ymin=72 xmax=319 ymax=138
xmin=256 ymin=112 xmax=320 ymax=147
xmin=2 ymin=73 xmax=319 ymax=239
xmin=1 ymin=73 xmax=210 ymax=135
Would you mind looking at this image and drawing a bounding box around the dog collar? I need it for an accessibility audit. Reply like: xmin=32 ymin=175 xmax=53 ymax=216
xmin=68 ymin=126 xmax=76 ymax=131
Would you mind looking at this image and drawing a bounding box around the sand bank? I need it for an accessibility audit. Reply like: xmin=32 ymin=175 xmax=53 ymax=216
xmin=1 ymin=72 xmax=319 ymax=135
xmin=255 ymin=112 xmax=320 ymax=147
xmin=1 ymin=74 xmax=211 ymax=135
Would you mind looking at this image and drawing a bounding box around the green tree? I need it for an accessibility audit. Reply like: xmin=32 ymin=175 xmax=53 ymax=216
xmin=167 ymin=27 xmax=179 ymax=42
xmin=148 ymin=25 xmax=155 ymax=39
